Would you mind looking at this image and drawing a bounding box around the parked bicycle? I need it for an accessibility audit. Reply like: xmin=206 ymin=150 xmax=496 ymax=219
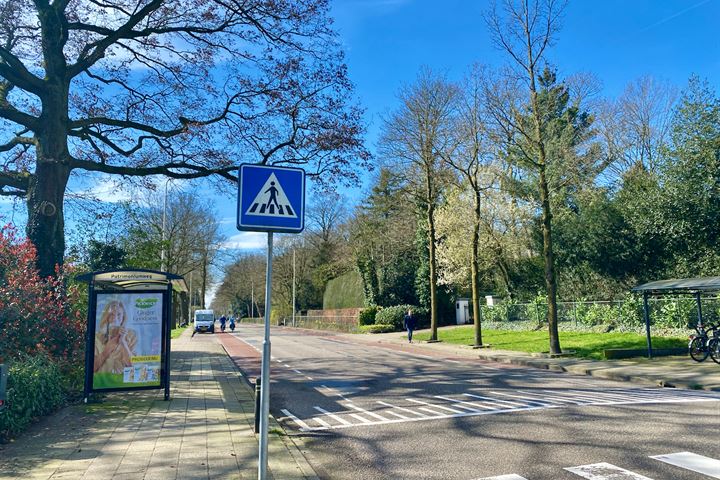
xmin=689 ymin=322 xmax=719 ymax=362
xmin=706 ymin=325 xmax=720 ymax=365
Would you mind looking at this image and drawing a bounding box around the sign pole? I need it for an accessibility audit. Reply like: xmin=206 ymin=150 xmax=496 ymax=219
xmin=258 ymin=231 xmax=274 ymax=480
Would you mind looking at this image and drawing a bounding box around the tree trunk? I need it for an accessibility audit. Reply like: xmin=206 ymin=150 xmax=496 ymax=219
xmin=471 ymin=189 xmax=482 ymax=347
xmin=426 ymin=172 xmax=438 ymax=341
xmin=26 ymin=162 xmax=70 ymax=278
xmin=539 ymin=166 xmax=561 ymax=354
xmin=201 ymin=254 xmax=208 ymax=309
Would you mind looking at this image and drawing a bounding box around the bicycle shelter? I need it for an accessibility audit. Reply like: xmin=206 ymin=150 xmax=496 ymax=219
xmin=632 ymin=276 xmax=720 ymax=358
xmin=77 ymin=269 xmax=187 ymax=402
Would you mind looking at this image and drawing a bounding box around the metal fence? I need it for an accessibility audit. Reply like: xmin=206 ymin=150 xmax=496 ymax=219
xmin=239 ymin=315 xmax=359 ymax=333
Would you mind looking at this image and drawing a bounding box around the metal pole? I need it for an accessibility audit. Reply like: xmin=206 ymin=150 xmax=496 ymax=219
xmin=292 ymin=248 xmax=296 ymax=327
xmin=251 ymin=281 xmax=255 ymax=319
xmin=161 ymin=179 xmax=170 ymax=272
xmin=258 ymin=232 xmax=273 ymax=480
xmin=695 ymin=291 xmax=703 ymax=328
xmin=643 ymin=293 xmax=653 ymax=359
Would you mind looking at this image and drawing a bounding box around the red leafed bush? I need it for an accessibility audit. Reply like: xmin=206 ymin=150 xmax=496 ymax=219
xmin=0 ymin=224 xmax=85 ymax=363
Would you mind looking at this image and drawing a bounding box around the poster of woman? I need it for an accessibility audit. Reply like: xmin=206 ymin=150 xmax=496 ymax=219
xmin=92 ymin=292 xmax=163 ymax=389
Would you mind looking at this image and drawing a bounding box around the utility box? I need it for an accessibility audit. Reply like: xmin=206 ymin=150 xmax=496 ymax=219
xmin=456 ymin=298 xmax=470 ymax=325
xmin=485 ymin=295 xmax=496 ymax=307
xmin=0 ymin=364 xmax=7 ymax=408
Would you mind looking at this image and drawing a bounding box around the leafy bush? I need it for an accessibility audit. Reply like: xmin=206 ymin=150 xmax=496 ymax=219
xmin=655 ymin=298 xmax=696 ymax=329
xmin=0 ymin=225 xmax=85 ymax=363
xmin=0 ymin=352 xmax=67 ymax=442
xmin=358 ymin=305 xmax=378 ymax=326
xmin=375 ymin=304 xmax=428 ymax=330
xmin=358 ymin=324 xmax=395 ymax=334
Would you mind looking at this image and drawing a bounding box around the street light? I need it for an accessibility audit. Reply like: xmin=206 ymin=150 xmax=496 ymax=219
xmin=161 ymin=178 xmax=172 ymax=272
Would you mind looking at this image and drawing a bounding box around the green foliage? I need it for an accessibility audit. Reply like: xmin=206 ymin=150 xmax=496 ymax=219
xmin=0 ymin=353 xmax=67 ymax=442
xmin=88 ymin=239 xmax=127 ymax=271
xmin=323 ymin=270 xmax=365 ymax=309
xmin=375 ymin=304 xmax=428 ymax=330
xmin=655 ymin=298 xmax=696 ymax=329
xmin=358 ymin=324 xmax=395 ymax=334
xmin=358 ymin=305 xmax=378 ymax=326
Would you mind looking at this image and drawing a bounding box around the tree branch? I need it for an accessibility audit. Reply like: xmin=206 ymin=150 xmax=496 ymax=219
xmin=68 ymin=156 xmax=238 ymax=181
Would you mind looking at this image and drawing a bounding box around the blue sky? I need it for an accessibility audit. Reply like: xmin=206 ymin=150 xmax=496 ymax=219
xmin=2 ymin=0 xmax=719 ymax=257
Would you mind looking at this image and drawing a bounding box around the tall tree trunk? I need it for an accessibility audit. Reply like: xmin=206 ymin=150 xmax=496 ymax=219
xmin=426 ymin=172 xmax=438 ymax=341
xmin=539 ymin=166 xmax=561 ymax=354
xmin=201 ymin=254 xmax=208 ymax=309
xmin=471 ymin=189 xmax=482 ymax=347
xmin=26 ymin=162 xmax=70 ymax=278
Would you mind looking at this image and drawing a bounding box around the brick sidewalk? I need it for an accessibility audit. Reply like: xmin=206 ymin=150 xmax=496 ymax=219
xmin=0 ymin=329 xmax=318 ymax=480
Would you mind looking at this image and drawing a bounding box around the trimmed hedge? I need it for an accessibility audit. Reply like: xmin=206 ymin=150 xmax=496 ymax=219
xmin=358 ymin=305 xmax=378 ymax=326
xmin=358 ymin=324 xmax=395 ymax=334
xmin=0 ymin=352 xmax=67 ymax=442
xmin=375 ymin=305 xmax=428 ymax=330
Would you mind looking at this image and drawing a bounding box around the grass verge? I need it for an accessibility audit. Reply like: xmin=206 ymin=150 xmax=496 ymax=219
xmin=170 ymin=324 xmax=190 ymax=339
xmin=413 ymin=326 xmax=687 ymax=359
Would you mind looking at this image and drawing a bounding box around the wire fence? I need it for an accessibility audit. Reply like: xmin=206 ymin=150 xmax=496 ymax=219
xmin=234 ymin=296 xmax=720 ymax=335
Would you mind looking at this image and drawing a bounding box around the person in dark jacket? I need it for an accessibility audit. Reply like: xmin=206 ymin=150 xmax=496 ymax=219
xmin=403 ymin=309 xmax=417 ymax=343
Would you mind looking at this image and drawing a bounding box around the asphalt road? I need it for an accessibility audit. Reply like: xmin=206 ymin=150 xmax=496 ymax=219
xmin=230 ymin=325 xmax=720 ymax=480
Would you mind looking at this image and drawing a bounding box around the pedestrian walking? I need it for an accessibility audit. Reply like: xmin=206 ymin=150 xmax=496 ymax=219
xmin=403 ymin=309 xmax=416 ymax=343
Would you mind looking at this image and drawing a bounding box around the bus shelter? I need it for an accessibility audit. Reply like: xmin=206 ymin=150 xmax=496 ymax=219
xmin=632 ymin=276 xmax=720 ymax=359
xmin=77 ymin=269 xmax=186 ymax=402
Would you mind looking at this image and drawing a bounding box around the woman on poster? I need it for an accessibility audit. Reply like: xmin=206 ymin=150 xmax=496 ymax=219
xmin=93 ymin=300 xmax=137 ymax=374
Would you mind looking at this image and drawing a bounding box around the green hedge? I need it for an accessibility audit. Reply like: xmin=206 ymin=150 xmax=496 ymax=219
xmin=358 ymin=305 xmax=378 ymax=326
xmin=375 ymin=305 xmax=428 ymax=330
xmin=323 ymin=270 xmax=365 ymax=309
xmin=0 ymin=352 xmax=67 ymax=442
xmin=358 ymin=324 xmax=395 ymax=334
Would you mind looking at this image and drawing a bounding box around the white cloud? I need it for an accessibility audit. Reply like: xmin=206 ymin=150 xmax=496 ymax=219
xmin=222 ymin=231 xmax=267 ymax=250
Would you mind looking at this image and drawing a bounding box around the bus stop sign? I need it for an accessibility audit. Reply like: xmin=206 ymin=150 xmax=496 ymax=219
xmin=236 ymin=164 xmax=305 ymax=233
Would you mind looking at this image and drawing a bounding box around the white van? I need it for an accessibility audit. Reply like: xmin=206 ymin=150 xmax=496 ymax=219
xmin=194 ymin=309 xmax=215 ymax=334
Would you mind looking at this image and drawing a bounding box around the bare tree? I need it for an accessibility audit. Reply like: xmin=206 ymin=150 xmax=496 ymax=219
xmin=441 ymin=65 xmax=497 ymax=347
xmin=485 ymin=0 xmax=567 ymax=354
xmin=0 ymin=0 xmax=369 ymax=277
xmin=380 ymin=68 xmax=457 ymax=341
xmin=599 ymin=76 xmax=678 ymax=180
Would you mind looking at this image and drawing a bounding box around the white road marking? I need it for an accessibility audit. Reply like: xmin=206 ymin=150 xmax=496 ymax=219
xmin=513 ymin=390 xmax=584 ymax=405
xmin=280 ymin=409 xmax=316 ymax=431
xmin=306 ymin=376 xmax=314 ymax=380
xmin=489 ymin=391 xmax=555 ymax=406
xmin=446 ymin=359 xmax=462 ymax=364
xmin=311 ymin=416 xmax=332 ymax=428
xmin=650 ymin=451 xmax=720 ymax=478
xmin=418 ymin=407 xmax=446 ymax=416
xmin=383 ymin=409 xmax=410 ymax=420
xmin=293 ymin=369 xmax=303 ymax=374
xmin=313 ymin=406 xmax=352 ymax=426
xmin=347 ymin=413 xmax=372 ymax=424
xmin=346 ymin=403 xmax=389 ymax=421
xmin=565 ymin=462 xmax=654 ymax=479
xmin=434 ymin=395 xmax=484 ymax=412
xmin=464 ymin=393 xmax=528 ymax=408
xmin=475 ymin=475 xmax=529 ymax=480
xmin=377 ymin=401 xmax=428 ymax=418
xmin=283 ymin=364 xmax=291 ymax=368
xmin=406 ymin=398 xmax=464 ymax=414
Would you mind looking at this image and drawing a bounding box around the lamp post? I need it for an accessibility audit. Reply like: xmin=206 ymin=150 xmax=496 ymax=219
xmin=161 ymin=178 xmax=172 ymax=272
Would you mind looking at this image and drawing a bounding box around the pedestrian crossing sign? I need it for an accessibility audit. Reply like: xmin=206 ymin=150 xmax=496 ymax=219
xmin=237 ymin=164 xmax=305 ymax=233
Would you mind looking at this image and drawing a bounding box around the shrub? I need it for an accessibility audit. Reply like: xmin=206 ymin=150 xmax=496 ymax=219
xmin=375 ymin=304 xmax=427 ymax=330
xmin=0 ymin=225 xmax=85 ymax=363
xmin=655 ymin=298 xmax=696 ymax=329
xmin=0 ymin=352 xmax=67 ymax=442
xmin=358 ymin=305 xmax=378 ymax=326
xmin=358 ymin=324 xmax=395 ymax=334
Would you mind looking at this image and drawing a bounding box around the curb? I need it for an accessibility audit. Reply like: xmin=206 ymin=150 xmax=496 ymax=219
xmin=219 ymin=340 xmax=321 ymax=480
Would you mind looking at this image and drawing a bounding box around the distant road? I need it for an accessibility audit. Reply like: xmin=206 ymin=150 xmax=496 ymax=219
xmin=227 ymin=325 xmax=720 ymax=480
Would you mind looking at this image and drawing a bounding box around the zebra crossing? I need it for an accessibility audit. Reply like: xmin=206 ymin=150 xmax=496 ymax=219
xmin=477 ymin=451 xmax=720 ymax=479
xmin=279 ymin=387 xmax=720 ymax=432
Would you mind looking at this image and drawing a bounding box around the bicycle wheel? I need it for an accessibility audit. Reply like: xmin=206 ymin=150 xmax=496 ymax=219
xmin=709 ymin=338 xmax=720 ymax=364
xmin=689 ymin=336 xmax=709 ymax=362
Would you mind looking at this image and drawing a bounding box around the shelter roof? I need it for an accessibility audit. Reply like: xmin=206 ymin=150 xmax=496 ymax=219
xmin=631 ymin=277 xmax=720 ymax=295
xmin=76 ymin=269 xmax=187 ymax=292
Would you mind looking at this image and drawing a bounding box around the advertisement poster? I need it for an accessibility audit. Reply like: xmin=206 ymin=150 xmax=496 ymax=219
xmin=92 ymin=292 xmax=163 ymax=390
